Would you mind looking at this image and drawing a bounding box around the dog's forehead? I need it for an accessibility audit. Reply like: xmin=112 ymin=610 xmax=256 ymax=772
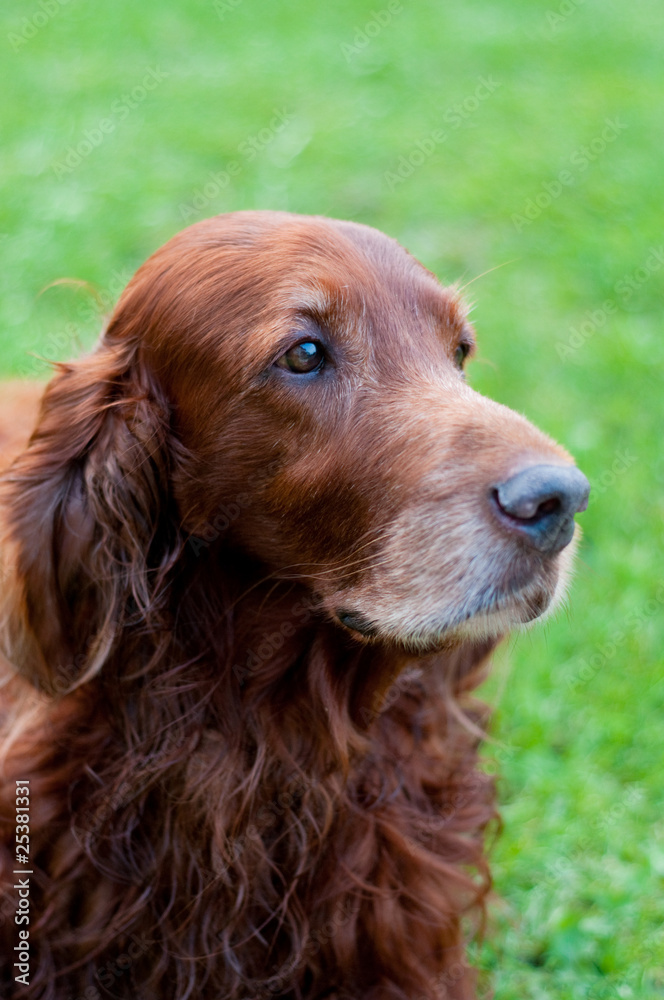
xmin=262 ymin=216 xmax=470 ymax=343
xmin=128 ymin=213 xmax=472 ymax=378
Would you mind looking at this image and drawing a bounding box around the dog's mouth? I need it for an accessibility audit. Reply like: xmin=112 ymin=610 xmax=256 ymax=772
xmin=334 ymin=577 xmax=557 ymax=650
xmin=328 ymin=518 xmax=578 ymax=652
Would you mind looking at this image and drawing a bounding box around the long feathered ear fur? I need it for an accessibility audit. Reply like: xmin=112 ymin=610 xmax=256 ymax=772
xmin=0 ymin=335 xmax=181 ymax=694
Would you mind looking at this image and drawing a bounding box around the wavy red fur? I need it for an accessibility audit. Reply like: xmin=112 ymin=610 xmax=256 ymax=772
xmin=0 ymin=211 xmax=583 ymax=999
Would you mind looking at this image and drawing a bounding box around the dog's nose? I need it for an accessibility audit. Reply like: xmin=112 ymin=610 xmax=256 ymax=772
xmin=492 ymin=464 xmax=590 ymax=554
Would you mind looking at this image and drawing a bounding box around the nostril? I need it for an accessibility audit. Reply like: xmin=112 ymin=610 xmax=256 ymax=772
xmin=535 ymin=496 xmax=560 ymax=518
xmin=494 ymin=488 xmax=562 ymax=524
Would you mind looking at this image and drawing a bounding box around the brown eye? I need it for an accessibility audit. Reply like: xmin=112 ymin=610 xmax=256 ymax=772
xmin=454 ymin=342 xmax=471 ymax=370
xmin=276 ymin=341 xmax=325 ymax=374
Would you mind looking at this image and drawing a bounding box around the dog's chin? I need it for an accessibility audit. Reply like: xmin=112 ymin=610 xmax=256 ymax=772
xmin=331 ymin=536 xmax=579 ymax=653
xmin=440 ymin=589 xmax=554 ymax=646
xmin=333 ymin=586 xmax=557 ymax=654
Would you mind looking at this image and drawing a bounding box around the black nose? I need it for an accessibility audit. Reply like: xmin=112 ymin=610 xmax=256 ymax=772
xmin=492 ymin=464 xmax=590 ymax=554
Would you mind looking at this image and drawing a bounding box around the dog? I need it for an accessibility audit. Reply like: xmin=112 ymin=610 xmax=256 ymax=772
xmin=0 ymin=211 xmax=589 ymax=999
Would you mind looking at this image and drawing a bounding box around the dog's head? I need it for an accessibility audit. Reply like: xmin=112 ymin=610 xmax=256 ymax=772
xmin=95 ymin=210 xmax=588 ymax=653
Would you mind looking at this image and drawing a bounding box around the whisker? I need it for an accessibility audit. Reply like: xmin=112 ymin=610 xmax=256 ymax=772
xmin=456 ymin=259 xmax=519 ymax=296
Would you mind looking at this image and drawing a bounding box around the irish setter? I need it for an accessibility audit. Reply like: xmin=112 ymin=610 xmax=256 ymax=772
xmin=0 ymin=212 xmax=589 ymax=999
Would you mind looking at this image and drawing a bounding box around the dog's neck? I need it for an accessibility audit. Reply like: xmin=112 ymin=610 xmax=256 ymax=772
xmin=173 ymin=542 xmax=412 ymax=742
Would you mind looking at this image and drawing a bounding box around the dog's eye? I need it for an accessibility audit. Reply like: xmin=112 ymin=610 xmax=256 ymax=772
xmin=276 ymin=341 xmax=325 ymax=374
xmin=454 ymin=342 xmax=471 ymax=370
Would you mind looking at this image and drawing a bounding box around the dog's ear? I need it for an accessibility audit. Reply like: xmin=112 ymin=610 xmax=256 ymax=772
xmin=0 ymin=341 xmax=180 ymax=694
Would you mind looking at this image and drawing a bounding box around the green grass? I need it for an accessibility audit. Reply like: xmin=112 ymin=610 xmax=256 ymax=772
xmin=2 ymin=0 xmax=663 ymax=994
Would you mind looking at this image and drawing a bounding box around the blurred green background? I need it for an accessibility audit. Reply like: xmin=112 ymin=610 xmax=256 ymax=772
xmin=2 ymin=0 xmax=663 ymax=995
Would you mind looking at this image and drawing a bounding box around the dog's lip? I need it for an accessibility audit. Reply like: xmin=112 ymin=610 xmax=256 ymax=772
xmin=517 ymin=587 xmax=553 ymax=621
xmin=402 ymin=589 xmax=554 ymax=654
xmin=452 ymin=584 xmax=555 ymax=629
xmin=334 ymin=578 xmax=555 ymax=652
